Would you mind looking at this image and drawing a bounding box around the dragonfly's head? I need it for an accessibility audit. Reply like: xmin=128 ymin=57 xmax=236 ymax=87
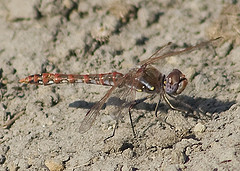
xmin=164 ymin=69 xmax=188 ymax=95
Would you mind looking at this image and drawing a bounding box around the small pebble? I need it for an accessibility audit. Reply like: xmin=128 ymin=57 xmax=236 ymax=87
xmin=193 ymin=123 xmax=206 ymax=133
xmin=63 ymin=0 xmax=74 ymax=9
xmin=44 ymin=160 xmax=64 ymax=171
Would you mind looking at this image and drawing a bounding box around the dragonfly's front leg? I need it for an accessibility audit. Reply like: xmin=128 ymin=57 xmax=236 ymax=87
xmin=162 ymin=93 xmax=208 ymax=121
xmin=167 ymin=94 xmax=212 ymax=121
xmin=163 ymin=93 xmax=188 ymax=112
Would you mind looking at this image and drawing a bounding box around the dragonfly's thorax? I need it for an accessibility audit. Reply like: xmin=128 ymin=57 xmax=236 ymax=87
xmin=134 ymin=66 xmax=163 ymax=94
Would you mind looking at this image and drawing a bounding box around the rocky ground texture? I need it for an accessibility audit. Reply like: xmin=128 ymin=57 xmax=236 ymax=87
xmin=0 ymin=0 xmax=240 ymax=170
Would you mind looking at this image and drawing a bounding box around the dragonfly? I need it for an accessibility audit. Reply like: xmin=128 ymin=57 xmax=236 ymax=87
xmin=19 ymin=37 xmax=221 ymax=140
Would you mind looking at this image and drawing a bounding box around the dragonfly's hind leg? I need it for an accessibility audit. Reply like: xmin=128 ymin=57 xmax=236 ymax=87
xmin=104 ymin=120 xmax=119 ymax=143
xmin=154 ymin=98 xmax=162 ymax=117
xmin=104 ymin=95 xmax=152 ymax=142
xmin=128 ymin=95 xmax=155 ymax=137
xmin=128 ymin=107 xmax=136 ymax=138
xmin=154 ymin=95 xmax=175 ymax=129
xmin=128 ymin=102 xmax=140 ymax=138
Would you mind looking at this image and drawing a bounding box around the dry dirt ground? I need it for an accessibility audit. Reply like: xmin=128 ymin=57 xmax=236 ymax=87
xmin=0 ymin=0 xmax=240 ymax=170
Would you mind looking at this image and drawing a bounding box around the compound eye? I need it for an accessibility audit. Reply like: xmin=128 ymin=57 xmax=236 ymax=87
xmin=165 ymin=69 xmax=188 ymax=95
xmin=175 ymin=78 xmax=188 ymax=94
xmin=165 ymin=77 xmax=179 ymax=94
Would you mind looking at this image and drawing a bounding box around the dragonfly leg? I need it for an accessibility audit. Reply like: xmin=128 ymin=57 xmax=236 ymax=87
xmin=104 ymin=120 xmax=118 ymax=143
xmin=128 ymin=107 xmax=136 ymax=137
xmin=128 ymin=95 xmax=155 ymax=137
xmin=163 ymin=93 xmax=189 ymax=113
xmin=154 ymin=98 xmax=161 ymax=117
xmin=104 ymin=95 xmax=155 ymax=141
xmin=167 ymin=94 xmax=211 ymax=120
xmin=153 ymin=95 xmax=175 ymax=129
xmin=163 ymin=93 xmax=209 ymax=120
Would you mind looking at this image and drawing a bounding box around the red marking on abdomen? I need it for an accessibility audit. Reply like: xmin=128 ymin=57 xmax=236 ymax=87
xmin=98 ymin=74 xmax=104 ymax=85
xmin=68 ymin=74 xmax=75 ymax=83
xmin=83 ymin=75 xmax=89 ymax=83
xmin=42 ymin=73 xmax=52 ymax=85
xmin=53 ymin=73 xmax=62 ymax=84
xmin=34 ymin=74 xmax=40 ymax=84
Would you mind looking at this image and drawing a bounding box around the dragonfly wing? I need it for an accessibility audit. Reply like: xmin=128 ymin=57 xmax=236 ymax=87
xmin=105 ymin=69 xmax=146 ymax=120
xmin=105 ymin=82 xmax=136 ymax=121
xmin=141 ymin=37 xmax=222 ymax=66
xmin=139 ymin=42 xmax=173 ymax=65
xmin=79 ymin=70 xmax=139 ymax=134
xmin=79 ymin=83 xmax=119 ymax=134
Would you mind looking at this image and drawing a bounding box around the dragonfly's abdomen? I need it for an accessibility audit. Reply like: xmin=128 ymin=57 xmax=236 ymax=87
xmin=19 ymin=72 xmax=124 ymax=86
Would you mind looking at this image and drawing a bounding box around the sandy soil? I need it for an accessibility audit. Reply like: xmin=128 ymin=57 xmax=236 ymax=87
xmin=0 ymin=0 xmax=240 ymax=170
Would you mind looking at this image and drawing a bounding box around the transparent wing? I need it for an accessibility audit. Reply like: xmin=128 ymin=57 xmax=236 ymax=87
xmin=139 ymin=42 xmax=173 ymax=65
xmin=140 ymin=37 xmax=222 ymax=66
xmin=104 ymin=82 xmax=136 ymax=120
xmin=79 ymin=68 xmax=140 ymax=134
xmin=79 ymin=84 xmax=118 ymax=133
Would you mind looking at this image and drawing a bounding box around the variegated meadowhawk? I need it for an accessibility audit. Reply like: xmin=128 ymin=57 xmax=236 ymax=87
xmin=19 ymin=38 xmax=221 ymax=140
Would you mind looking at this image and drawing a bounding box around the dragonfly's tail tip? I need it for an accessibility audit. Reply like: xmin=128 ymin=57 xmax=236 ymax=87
xmin=19 ymin=78 xmax=26 ymax=83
